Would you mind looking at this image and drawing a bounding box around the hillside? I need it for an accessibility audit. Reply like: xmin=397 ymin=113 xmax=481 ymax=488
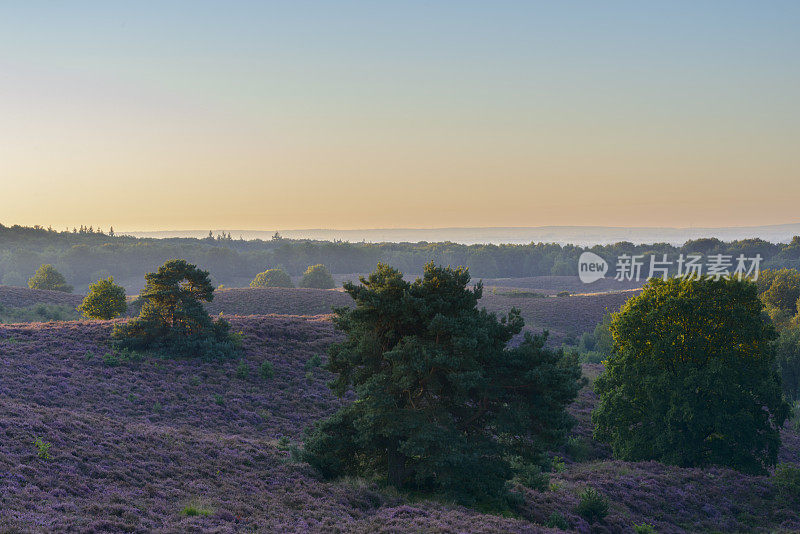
xmin=1 ymin=317 xmax=798 ymax=533
xmin=0 ymin=285 xmax=83 ymax=309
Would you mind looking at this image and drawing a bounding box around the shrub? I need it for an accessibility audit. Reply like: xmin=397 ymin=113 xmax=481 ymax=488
xmin=303 ymin=262 xmax=583 ymax=507
xmin=593 ymin=277 xmax=789 ymax=474
xmin=633 ymin=523 xmax=656 ymax=534
xmin=304 ymin=354 xmax=322 ymax=371
xmin=28 ymin=264 xmax=72 ymax=292
xmin=235 ymin=359 xmax=249 ymax=379
xmin=181 ymin=503 xmax=213 ymax=517
xmin=299 ymin=264 xmax=335 ymax=289
xmin=556 ymin=291 xmax=571 ymax=297
xmin=545 ymin=511 xmax=569 ymax=530
xmin=78 ymin=276 xmax=127 ymax=319
xmin=33 ymin=436 xmax=52 ymax=460
xmin=259 ymin=360 xmax=275 ymax=379
xmin=773 ymin=463 xmax=800 ymax=505
xmin=251 ymin=268 xmax=293 ymax=288
xmin=112 ymin=259 xmax=239 ymax=359
xmin=575 ymin=487 xmax=609 ymax=523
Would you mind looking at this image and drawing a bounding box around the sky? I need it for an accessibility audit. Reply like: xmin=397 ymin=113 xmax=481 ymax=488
xmin=1 ymin=1 xmax=798 ymax=232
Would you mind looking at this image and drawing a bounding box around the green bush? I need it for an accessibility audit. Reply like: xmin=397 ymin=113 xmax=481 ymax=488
xmin=593 ymin=277 xmax=789 ymax=474
xmin=299 ymin=264 xmax=335 ymax=289
xmin=545 ymin=511 xmax=569 ymax=530
xmin=79 ymin=276 xmax=127 ymax=319
xmin=259 ymin=360 xmax=275 ymax=379
xmin=773 ymin=463 xmax=800 ymax=505
xmin=235 ymin=359 xmax=250 ymax=379
xmin=633 ymin=523 xmax=656 ymax=534
xmin=250 ymin=268 xmax=293 ymax=288
xmin=28 ymin=264 xmax=72 ymax=292
xmin=575 ymin=487 xmax=609 ymax=523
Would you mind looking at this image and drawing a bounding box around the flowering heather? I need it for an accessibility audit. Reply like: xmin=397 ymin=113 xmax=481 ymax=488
xmin=0 ymin=285 xmax=83 ymax=309
xmin=0 ymin=316 xmax=798 ymax=532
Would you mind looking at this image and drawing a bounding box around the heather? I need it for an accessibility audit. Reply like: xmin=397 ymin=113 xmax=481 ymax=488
xmin=1 ymin=316 xmax=799 ymax=532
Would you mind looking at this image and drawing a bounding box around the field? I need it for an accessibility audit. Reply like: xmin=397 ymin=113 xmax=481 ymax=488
xmin=1 ymin=312 xmax=799 ymax=533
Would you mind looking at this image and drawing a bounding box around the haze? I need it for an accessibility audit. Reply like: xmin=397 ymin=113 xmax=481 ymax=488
xmin=1 ymin=2 xmax=799 ymax=231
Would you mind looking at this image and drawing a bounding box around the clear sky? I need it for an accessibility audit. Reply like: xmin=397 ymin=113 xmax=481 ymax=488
xmin=1 ymin=1 xmax=798 ymax=231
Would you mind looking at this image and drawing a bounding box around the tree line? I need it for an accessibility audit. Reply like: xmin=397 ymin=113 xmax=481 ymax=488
xmin=2 ymin=224 xmax=800 ymax=291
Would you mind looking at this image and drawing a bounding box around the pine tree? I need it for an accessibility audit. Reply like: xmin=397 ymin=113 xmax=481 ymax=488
xmin=304 ymin=262 xmax=583 ymax=506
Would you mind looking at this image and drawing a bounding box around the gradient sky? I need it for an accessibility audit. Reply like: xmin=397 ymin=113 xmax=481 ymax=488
xmin=1 ymin=1 xmax=799 ymax=231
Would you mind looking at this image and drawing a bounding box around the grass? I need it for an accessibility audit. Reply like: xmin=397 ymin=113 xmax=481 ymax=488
xmin=181 ymin=502 xmax=213 ymax=517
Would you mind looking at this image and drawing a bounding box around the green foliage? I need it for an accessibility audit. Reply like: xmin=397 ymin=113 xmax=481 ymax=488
xmin=593 ymin=277 xmax=790 ymax=474
xmin=299 ymin=264 xmax=335 ymax=289
xmin=304 ymin=354 xmax=322 ymax=371
xmin=235 ymin=359 xmax=250 ymax=379
xmin=762 ymin=268 xmax=800 ymax=316
xmin=776 ymin=326 xmax=800 ymax=402
xmin=250 ymin=268 xmax=294 ymax=288
xmin=259 ymin=360 xmax=275 ymax=379
xmin=773 ymin=463 xmax=800 ymax=505
xmin=181 ymin=503 xmax=213 ymax=517
xmin=575 ymin=487 xmax=609 ymax=523
xmin=33 ymin=436 xmax=52 ymax=460
xmin=78 ymin=276 xmax=127 ymax=319
xmin=633 ymin=523 xmax=656 ymax=534
xmin=556 ymin=290 xmax=571 ymax=297
xmin=0 ymin=303 xmax=80 ymax=323
xmin=27 ymin=264 xmax=73 ymax=292
xmin=213 ymin=394 xmax=224 ymax=406
xmin=112 ymin=259 xmax=239 ymax=359
xmin=545 ymin=511 xmax=569 ymax=530
xmin=303 ymin=262 xmax=583 ymax=506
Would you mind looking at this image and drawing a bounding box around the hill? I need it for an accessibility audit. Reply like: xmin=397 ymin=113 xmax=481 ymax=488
xmin=0 ymin=285 xmax=83 ymax=309
xmin=1 ymin=317 xmax=798 ymax=532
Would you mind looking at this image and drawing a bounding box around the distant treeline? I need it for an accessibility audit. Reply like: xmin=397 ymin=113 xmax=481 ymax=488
xmin=1 ymin=224 xmax=800 ymax=292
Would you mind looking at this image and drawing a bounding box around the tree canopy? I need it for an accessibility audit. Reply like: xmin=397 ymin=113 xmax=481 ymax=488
xmin=299 ymin=264 xmax=335 ymax=289
xmin=78 ymin=276 xmax=127 ymax=319
xmin=112 ymin=259 xmax=238 ymax=358
xmin=27 ymin=264 xmax=73 ymax=293
xmin=303 ymin=262 xmax=583 ymax=505
xmin=250 ymin=268 xmax=293 ymax=288
xmin=592 ymin=277 xmax=789 ymax=474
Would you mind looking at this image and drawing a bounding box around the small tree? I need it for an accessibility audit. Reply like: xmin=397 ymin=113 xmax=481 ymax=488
xmin=112 ymin=259 xmax=238 ymax=358
xmin=303 ymin=263 xmax=583 ymax=506
xmin=251 ymin=268 xmax=293 ymax=288
xmin=79 ymin=276 xmax=127 ymax=319
xmin=593 ymin=277 xmax=789 ymax=474
xmin=299 ymin=264 xmax=335 ymax=289
xmin=28 ymin=264 xmax=73 ymax=293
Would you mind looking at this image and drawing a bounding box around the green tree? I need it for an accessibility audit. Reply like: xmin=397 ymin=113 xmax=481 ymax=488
xmin=78 ymin=276 xmax=127 ymax=319
xmin=762 ymin=268 xmax=800 ymax=316
xmin=250 ymin=268 xmax=293 ymax=288
xmin=776 ymin=325 xmax=800 ymax=403
xmin=303 ymin=263 xmax=583 ymax=505
xmin=593 ymin=277 xmax=789 ymax=474
xmin=28 ymin=264 xmax=73 ymax=292
xmin=299 ymin=264 xmax=335 ymax=289
xmin=112 ymin=259 xmax=238 ymax=358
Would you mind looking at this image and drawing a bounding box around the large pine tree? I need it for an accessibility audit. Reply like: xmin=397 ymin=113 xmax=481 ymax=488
xmin=304 ymin=262 xmax=583 ymax=505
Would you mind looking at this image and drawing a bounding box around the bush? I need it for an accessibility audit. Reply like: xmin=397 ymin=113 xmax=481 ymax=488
xmin=773 ymin=463 xmax=800 ymax=505
xmin=259 ymin=360 xmax=275 ymax=379
xmin=250 ymin=268 xmax=293 ymax=288
xmin=593 ymin=277 xmax=789 ymax=474
xmin=299 ymin=264 xmax=335 ymax=289
xmin=0 ymin=303 xmax=80 ymax=323
xmin=633 ymin=523 xmax=656 ymax=534
xmin=545 ymin=511 xmax=569 ymax=530
xmin=27 ymin=264 xmax=72 ymax=292
xmin=112 ymin=259 xmax=239 ymax=359
xmin=575 ymin=487 xmax=609 ymax=523
xmin=303 ymin=262 xmax=583 ymax=507
xmin=235 ymin=359 xmax=249 ymax=379
xmin=78 ymin=276 xmax=127 ymax=319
